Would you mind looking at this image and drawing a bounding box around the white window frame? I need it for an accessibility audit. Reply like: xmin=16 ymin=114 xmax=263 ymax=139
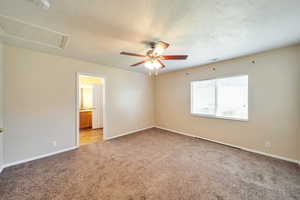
xmin=190 ymin=75 xmax=248 ymax=121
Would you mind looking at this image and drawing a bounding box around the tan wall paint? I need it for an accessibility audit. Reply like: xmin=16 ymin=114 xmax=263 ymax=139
xmin=155 ymin=44 xmax=300 ymax=161
xmin=3 ymin=45 xmax=154 ymax=164
xmin=0 ymin=41 xmax=4 ymax=169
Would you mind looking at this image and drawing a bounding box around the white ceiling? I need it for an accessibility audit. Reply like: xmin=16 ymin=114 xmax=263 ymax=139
xmin=0 ymin=0 xmax=300 ymax=73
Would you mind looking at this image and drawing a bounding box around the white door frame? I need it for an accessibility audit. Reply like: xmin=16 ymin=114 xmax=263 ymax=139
xmin=76 ymin=72 xmax=107 ymax=147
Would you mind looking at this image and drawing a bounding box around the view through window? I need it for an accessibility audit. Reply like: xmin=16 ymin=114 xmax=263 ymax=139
xmin=191 ymin=75 xmax=248 ymax=120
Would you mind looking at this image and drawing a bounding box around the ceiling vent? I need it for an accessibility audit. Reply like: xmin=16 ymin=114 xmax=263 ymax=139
xmin=0 ymin=15 xmax=69 ymax=49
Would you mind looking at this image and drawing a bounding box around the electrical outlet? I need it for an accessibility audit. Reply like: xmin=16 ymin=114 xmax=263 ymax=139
xmin=265 ymin=141 xmax=271 ymax=148
xmin=53 ymin=141 xmax=57 ymax=147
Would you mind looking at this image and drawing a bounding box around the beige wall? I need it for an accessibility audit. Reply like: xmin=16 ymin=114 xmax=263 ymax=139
xmin=0 ymin=41 xmax=3 ymax=169
xmin=3 ymin=45 xmax=154 ymax=164
xmin=155 ymin=44 xmax=300 ymax=161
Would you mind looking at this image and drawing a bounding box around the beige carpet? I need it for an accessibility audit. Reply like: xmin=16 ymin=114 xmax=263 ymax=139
xmin=0 ymin=128 xmax=299 ymax=200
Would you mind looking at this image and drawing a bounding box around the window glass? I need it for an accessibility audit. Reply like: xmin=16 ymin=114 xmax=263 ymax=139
xmin=191 ymin=80 xmax=215 ymax=115
xmin=216 ymin=76 xmax=248 ymax=120
xmin=191 ymin=75 xmax=248 ymax=121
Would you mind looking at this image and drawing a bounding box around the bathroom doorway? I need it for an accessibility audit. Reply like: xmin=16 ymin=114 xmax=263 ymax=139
xmin=76 ymin=73 xmax=106 ymax=146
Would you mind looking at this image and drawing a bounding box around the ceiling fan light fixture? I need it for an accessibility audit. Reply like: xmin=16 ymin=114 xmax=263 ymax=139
xmin=27 ymin=0 xmax=50 ymax=9
xmin=144 ymin=60 xmax=161 ymax=70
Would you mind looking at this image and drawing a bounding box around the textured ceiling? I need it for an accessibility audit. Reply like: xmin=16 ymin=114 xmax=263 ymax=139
xmin=0 ymin=0 xmax=300 ymax=73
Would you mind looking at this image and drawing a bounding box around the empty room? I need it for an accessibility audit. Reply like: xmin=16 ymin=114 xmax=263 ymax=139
xmin=0 ymin=0 xmax=299 ymax=199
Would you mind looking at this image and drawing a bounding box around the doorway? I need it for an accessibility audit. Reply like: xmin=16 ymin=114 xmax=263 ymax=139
xmin=76 ymin=73 xmax=106 ymax=146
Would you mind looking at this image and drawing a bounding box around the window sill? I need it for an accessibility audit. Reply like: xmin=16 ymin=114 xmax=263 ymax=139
xmin=191 ymin=113 xmax=248 ymax=122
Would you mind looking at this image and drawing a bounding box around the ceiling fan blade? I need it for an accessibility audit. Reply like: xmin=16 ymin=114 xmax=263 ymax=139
xmin=120 ymin=52 xmax=145 ymax=57
xmin=130 ymin=60 xmax=146 ymax=67
xmin=161 ymin=55 xmax=188 ymax=60
xmin=157 ymin=59 xmax=166 ymax=68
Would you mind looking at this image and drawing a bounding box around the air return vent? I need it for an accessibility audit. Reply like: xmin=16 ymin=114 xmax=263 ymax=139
xmin=0 ymin=15 xmax=69 ymax=49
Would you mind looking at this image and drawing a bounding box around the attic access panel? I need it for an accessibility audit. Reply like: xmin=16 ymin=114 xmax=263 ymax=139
xmin=0 ymin=15 xmax=69 ymax=49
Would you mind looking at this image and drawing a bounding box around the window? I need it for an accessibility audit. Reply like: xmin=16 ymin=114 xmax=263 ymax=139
xmin=191 ymin=75 xmax=248 ymax=121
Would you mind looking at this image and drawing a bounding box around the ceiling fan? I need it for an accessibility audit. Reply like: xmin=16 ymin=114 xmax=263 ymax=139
xmin=27 ymin=0 xmax=51 ymax=9
xmin=120 ymin=41 xmax=188 ymax=73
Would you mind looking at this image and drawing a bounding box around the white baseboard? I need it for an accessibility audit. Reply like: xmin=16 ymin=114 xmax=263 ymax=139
xmin=3 ymin=146 xmax=78 ymax=169
xmin=1 ymin=126 xmax=298 ymax=173
xmin=2 ymin=127 xmax=154 ymax=171
xmin=104 ymin=126 xmax=154 ymax=140
xmin=156 ymin=126 xmax=300 ymax=165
